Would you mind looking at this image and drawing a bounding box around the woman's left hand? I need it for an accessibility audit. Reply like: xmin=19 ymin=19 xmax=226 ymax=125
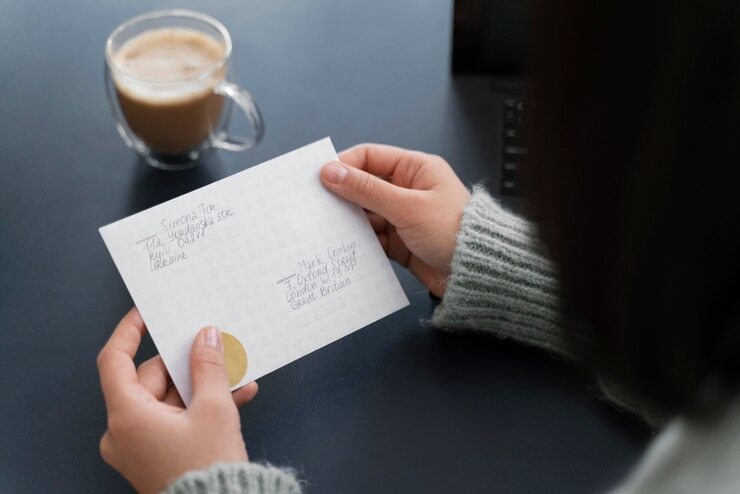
xmin=97 ymin=308 xmax=258 ymax=494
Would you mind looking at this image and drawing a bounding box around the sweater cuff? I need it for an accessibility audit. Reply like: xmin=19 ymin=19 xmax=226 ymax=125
xmin=163 ymin=462 xmax=302 ymax=494
xmin=432 ymin=186 xmax=582 ymax=360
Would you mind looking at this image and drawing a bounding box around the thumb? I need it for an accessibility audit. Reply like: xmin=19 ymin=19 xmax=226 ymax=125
xmin=190 ymin=326 xmax=231 ymax=407
xmin=321 ymin=161 xmax=413 ymax=225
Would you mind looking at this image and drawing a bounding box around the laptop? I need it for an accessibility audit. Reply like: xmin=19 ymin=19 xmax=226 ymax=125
xmin=452 ymin=0 xmax=529 ymax=207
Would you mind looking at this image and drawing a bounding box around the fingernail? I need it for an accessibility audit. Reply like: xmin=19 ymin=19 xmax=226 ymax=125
xmin=322 ymin=162 xmax=348 ymax=184
xmin=204 ymin=326 xmax=221 ymax=349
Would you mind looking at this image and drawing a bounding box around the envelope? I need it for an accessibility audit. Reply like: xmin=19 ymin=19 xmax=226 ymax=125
xmin=100 ymin=138 xmax=409 ymax=405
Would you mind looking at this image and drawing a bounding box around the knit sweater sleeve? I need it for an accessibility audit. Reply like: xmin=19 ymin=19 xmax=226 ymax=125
xmin=163 ymin=462 xmax=301 ymax=494
xmin=432 ymin=186 xmax=668 ymax=426
xmin=432 ymin=186 xmax=585 ymax=360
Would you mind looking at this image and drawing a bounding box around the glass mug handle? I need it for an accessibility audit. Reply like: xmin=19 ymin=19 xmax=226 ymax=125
xmin=212 ymin=81 xmax=265 ymax=152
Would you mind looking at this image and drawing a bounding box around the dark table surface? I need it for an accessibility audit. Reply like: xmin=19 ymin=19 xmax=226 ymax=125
xmin=0 ymin=1 xmax=650 ymax=492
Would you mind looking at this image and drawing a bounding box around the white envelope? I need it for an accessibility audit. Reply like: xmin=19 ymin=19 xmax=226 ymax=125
xmin=100 ymin=138 xmax=409 ymax=405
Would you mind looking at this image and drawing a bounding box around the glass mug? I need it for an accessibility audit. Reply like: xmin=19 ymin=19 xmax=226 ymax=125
xmin=105 ymin=10 xmax=264 ymax=170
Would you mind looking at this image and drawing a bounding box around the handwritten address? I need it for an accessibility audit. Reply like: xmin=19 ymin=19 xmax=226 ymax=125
xmin=137 ymin=202 xmax=234 ymax=272
xmin=276 ymin=240 xmax=358 ymax=311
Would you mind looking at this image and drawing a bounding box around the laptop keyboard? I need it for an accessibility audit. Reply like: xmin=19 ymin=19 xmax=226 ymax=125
xmin=501 ymin=97 xmax=527 ymax=196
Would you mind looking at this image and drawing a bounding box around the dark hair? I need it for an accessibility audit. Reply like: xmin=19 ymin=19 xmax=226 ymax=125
xmin=523 ymin=2 xmax=740 ymax=416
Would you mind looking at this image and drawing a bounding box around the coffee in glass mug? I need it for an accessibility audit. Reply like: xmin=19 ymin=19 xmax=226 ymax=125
xmin=105 ymin=10 xmax=263 ymax=170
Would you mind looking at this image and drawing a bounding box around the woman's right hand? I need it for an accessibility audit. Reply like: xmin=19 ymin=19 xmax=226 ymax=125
xmin=320 ymin=144 xmax=470 ymax=297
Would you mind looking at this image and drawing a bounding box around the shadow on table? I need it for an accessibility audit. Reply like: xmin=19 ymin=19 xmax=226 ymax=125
xmin=126 ymin=154 xmax=227 ymax=214
xmin=306 ymin=318 xmax=652 ymax=493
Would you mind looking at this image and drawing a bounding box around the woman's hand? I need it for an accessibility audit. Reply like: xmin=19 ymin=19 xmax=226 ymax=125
xmin=97 ymin=308 xmax=258 ymax=494
xmin=321 ymin=144 xmax=470 ymax=297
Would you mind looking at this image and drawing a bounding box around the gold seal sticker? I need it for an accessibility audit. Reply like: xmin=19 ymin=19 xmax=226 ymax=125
xmin=221 ymin=332 xmax=248 ymax=387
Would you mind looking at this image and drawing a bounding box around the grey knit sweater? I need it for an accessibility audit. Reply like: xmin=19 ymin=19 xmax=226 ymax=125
xmin=164 ymin=187 xmax=740 ymax=493
xmin=432 ymin=187 xmax=665 ymax=425
xmin=432 ymin=186 xmax=575 ymax=357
